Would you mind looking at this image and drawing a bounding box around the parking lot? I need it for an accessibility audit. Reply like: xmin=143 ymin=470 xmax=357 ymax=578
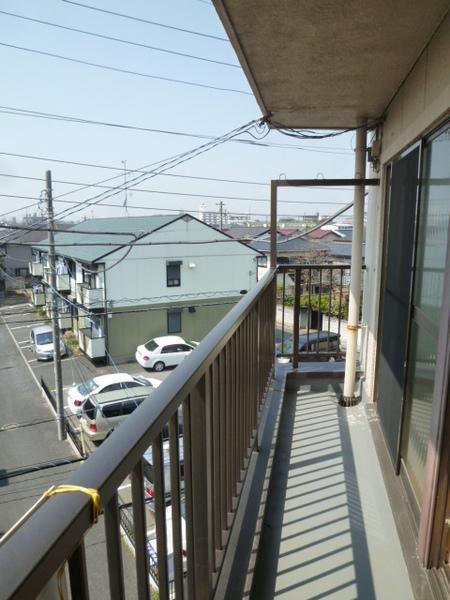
xmin=0 ymin=300 xmax=171 ymax=420
xmin=0 ymin=297 xmax=171 ymax=591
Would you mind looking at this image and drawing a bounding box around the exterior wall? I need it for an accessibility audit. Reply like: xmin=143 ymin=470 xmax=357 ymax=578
xmin=106 ymin=298 xmax=239 ymax=363
xmin=360 ymin=13 xmax=450 ymax=403
xmin=103 ymin=218 xmax=259 ymax=308
xmin=3 ymin=244 xmax=32 ymax=277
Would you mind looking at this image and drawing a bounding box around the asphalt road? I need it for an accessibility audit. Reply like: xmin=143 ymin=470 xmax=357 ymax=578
xmin=0 ymin=297 xmax=172 ymax=597
xmin=0 ymin=301 xmax=79 ymax=535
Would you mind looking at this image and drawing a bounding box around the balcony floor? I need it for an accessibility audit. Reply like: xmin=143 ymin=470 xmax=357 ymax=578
xmin=249 ymin=379 xmax=414 ymax=600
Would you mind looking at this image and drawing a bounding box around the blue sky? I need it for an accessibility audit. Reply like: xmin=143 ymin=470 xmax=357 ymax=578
xmin=0 ymin=0 xmax=356 ymax=223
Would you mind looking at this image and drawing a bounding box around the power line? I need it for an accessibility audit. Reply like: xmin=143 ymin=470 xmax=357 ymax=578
xmin=0 ymin=9 xmax=240 ymax=69
xmin=0 ymin=119 xmax=261 ymax=243
xmin=0 ymin=199 xmax=332 ymax=222
xmin=0 ymin=42 xmax=252 ymax=95
xmin=0 ymin=299 xmax=242 ymax=326
xmin=45 ymin=120 xmax=262 ymax=223
xmin=0 ymin=184 xmax=350 ymax=206
xmin=61 ymin=0 xmax=229 ymax=42
xmin=0 ymin=107 xmax=353 ymax=154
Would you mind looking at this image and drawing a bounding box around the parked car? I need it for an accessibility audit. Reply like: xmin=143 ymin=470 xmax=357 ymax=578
xmin=30 ymin=324 xmax=67 ymax=361
xmin=79 ymin=385 xmax=155 ymax=442
xmin=67 ymin=373 xmax=161 ymax=416
xmin=143 ymin=417 xmax=184 ymax=508
xmin=277 ymin=331 xmax=341 ymax=356
xmin=135 ymin=335 xmax=199 ymax=371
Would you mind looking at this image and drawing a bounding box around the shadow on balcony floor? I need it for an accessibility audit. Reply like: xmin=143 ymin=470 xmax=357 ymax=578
xmin=249 ymin=379 xmax=414 ymax=600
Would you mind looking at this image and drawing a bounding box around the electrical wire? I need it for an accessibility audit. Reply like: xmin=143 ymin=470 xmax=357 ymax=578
xmin=0 ymin=299 xmax=242 ymax=326
xmin=0 ymin=108 xmax=353 ymax=153
xmin=61 ymin=0 xmax=229 ymax=42
xmin=0 ymin=119 xmax=262 ymax=244
xmin=0 ymin=9 xmax=240 ymax=69
xmin=0 ymin=171 xmax=355 ymax=192
xmin=0 ymin=42 xmax=252 ymax=95
xmin=44 ymin=120 xmax=262 ymax=224
xmin=0 ymin=190 xmax=349 ymax=208
xmin=269 ymin=119 xmax=380 ymax=139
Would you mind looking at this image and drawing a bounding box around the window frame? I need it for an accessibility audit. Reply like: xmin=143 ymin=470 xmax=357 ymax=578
xmin=166 ymin=261 xmax=182 ymax=287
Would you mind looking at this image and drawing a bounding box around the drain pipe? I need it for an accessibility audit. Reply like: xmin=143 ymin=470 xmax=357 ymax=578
xmin=340 ymin=119 xmax=367 ymax=406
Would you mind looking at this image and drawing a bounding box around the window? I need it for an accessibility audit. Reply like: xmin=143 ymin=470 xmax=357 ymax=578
xmin=121 ymin=398 xmax=144 ymax=415
xmin=161 ymin=344 xmax=178 ymax=354
xmin=166 ymin=261 xmax=182 ymax=287
xmin=178 ymin=344 xmax=193 ymax=352
xmin=167 ymin=310 xmax=182 ymax=334
xmin=101 ymin=403 xmax=123 ymax=418
xmin=257 ymin=256 xmax=268 ymax=268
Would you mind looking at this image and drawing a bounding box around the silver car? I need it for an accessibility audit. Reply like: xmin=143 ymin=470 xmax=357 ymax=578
xmin=80 ymin=385 xmax=154 ymax=442
xmin=30 ymin=324 xmax=67 ymax=361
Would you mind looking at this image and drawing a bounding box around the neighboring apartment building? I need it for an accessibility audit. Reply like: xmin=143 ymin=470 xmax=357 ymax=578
xmin=0 ymin=228 xmax=47 ymax=279
xmin=31 ymin=213 xmax=261 ymax=363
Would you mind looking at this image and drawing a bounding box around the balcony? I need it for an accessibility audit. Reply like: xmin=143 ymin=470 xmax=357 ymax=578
xmin=31 ymin=289 xmax=45 ymax=307
xmin=78 ymin=283 xmax=105 ymax=308
xmin=78 ymin=328 xmax=106 ymax=359
xmin=28 ymin=260 xmax=43 ymax=277
xmin=0 ymin=269 xmax=414 ymax=599
xmin=42 ymin=268 xmax=71 ymax=291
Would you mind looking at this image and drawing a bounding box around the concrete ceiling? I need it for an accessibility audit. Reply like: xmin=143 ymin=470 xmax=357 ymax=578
xmin=213 ymin=1 xmax=449 ymax=128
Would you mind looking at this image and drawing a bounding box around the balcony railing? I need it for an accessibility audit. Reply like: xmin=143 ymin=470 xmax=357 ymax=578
xmin=78 ymin=328 xmax=106 ymax=359
xmin=0 ymin=269 xmax=276 ymax=599
xmin=79 ymin=283 xmax=105 ymax=308
xmin=28 ymin=260 xmax=43 ymax=277
xmin=277 ymin=264 xmax=352 ymax=367
xmin=42 ymin=268 xmax=71 ymax=291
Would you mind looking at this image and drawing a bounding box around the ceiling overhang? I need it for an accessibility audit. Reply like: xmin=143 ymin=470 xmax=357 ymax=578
xmin=213 ymin=1 xmax=449 ymax=129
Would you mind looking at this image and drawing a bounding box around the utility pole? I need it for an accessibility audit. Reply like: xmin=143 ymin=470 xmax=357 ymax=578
xmin=122 ymin=159 xmax=128 ymax=214
xmin=46 ymin=170 xmax=66 ymax=440
xmin=216 ymin=201 xmax=225 ymax=230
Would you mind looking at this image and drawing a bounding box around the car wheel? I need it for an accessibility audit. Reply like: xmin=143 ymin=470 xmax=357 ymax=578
xmin=153 ymin=361 xmax=165 ymax=372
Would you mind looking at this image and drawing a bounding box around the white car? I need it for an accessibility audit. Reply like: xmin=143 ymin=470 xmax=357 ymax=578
xmin=67 ymin=373 xmax=161 ymax=416
xmin=135 ymin=336 xmax=198 ymax=371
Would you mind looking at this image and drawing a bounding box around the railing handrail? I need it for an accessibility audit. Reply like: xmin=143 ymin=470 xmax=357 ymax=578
xmin=277 ymin=263 xmax=352 ymax=270
xmin=0 ymin=269 xmax=277 ymax=599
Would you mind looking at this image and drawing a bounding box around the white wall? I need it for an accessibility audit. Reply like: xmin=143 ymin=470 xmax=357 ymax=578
xmin=104 ymin=217 xmax=259 ymax=307
xmin=360 ymin=13 xmax=450 ymax=403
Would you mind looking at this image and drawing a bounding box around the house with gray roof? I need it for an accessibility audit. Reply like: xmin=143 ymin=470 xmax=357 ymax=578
xmin=32 ymin=213 xmax=262 ymax=363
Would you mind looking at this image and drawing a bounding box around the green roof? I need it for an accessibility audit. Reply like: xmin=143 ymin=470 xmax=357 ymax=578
xmin=33 ymin=215 xmax=177 ymax=263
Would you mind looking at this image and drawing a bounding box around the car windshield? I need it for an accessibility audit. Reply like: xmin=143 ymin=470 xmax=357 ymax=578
xmin=77 ymin=379 xmax=99 ymax=396
xmin=36 ymin=332 xmax=53 ymax=345
xmin=144 ymin=339 xmax=158 ymax=352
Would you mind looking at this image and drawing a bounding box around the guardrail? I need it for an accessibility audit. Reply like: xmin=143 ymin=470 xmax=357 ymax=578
xmin=0 ymin=269 xmax=276 ymax=600
xmin=277 ymin=264 xmax=353 ymax=367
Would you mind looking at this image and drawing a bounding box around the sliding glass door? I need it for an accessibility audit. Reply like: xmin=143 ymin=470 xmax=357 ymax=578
xmin=401 ymin=124 xmax=450 ymax=505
